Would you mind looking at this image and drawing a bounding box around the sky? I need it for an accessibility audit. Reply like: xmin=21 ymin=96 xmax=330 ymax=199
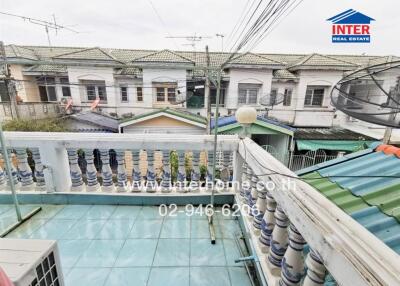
xmin=0 ymin=0 xmax=399 ymax=56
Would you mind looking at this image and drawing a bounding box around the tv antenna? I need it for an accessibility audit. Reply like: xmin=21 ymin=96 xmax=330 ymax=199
xmin=0 ymin=11 xmax=79 ymax=47
xmin=331 ymin=60 xmax=400 ymax=129
xmin=259 ymin=91 xmax=285 ymax=117
xmin=166 ymin=33 xmax=212 ymax=49
xmin=215 ymin=33 xmax=225 ymax=51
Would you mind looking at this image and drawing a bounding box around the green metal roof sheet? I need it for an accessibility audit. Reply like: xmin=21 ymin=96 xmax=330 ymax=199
xmin=296 ymin=139 xmax=374 ymax=152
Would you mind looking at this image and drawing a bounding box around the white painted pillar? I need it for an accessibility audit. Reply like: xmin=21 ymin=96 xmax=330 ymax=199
xmin=161 ymin=150 xmax=172 ymax=193
xmin=279 ymin=224 xmax=306 ymax=286
xmin=177 ymin=150 xmax=186 ymax=192
xmin=268 ymin=205 xmax=289 ymax=269
xmin=131 ymin=150 xmax=141 ymax=192
xmin=38 ymin=143 xmax=71 ymax=192
xmin=67 ymin=149 xmax=85 ymax=192
xmin=190 ymin=150 xmax=201 ymax=192
xmin=249 ymin=173 xmax=258 ymax=216
xmin=100 ymin=149 xmax=115 ymax=192
xmin=259 ymin=191 xmax=277 ymax=253
xmin=31 ymin=148 xmax=46 ymax=191
xmin=116 ymin=149 xmax=127 ymax=192
xmin=84 ymin=149 xmax=100 ymax=192
xmin=15 ymin=148 xmax=35 ymax=191
xmin=303 ymin=250 xmax=327 ymax=286
xmin=146 ymin=150 xmax=156 ymax=193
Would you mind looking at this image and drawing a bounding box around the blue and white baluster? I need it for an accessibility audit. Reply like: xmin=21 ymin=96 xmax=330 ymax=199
xmin=240 ymin=163 xmax=249 ymax=201
xmin=31 ymin=148 xmax=46 ymax=191
xmin=303 ymin=250 xmax=327 ymax=286
xmin=15 ymin=148 xmax=35 ymax=191
xmin=252 ymin=181 xmax=267 ymax=235
xmin=177 ymin=150 xmax=186 ymax=193
xmin=84 ymin=149 xmax=100 ymax=192
xmin=67 ymin=149 xmax=84 ymax=192
xmin=248 ymin=173 xmax=258 ymax=216
xmin=4 ymin=149 xmax=20 ymax=190
xmin=279 ymin=224 xmax=306 ymax=286
xmin=0 ymin=153 xmax=6 ymax=191
xmin=161 ymin=150 xmax=172 ymax=193
xmin=190 ymin=151 xmax=201 ymax=192
xmin=206 ymin=151 xmax=214 ymax=192
xmin=259 ymin=191 xmax=277 ymax=253
xmin=131 ymin=150 xmax=142 ymax=192
xmin=146 ymin=150 xmax=156 ymax=192
xmin=116 ymin=150 xmax=127 ymax=192
xmin=268 ymin=205 xmax=289 ymax=270
xmin=222 ymin=150 xmax=232 ymax=190
xmin=100 ymin=149 xmax=115 ymax=192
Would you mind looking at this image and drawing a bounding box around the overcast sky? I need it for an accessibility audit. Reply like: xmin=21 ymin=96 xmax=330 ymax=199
xmin=0 ymin=0 xmax=398 ymax=55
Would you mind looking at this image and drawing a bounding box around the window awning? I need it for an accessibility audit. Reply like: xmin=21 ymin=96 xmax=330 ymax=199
xmin=296 ymin=140 xmax=377 ymax=151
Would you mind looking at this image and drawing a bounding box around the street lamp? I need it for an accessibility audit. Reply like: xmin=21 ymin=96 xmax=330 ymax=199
xmin=236 ymin=105 xmax=257 ymax=138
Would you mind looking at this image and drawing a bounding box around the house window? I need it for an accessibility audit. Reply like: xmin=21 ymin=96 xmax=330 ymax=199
xmin=304 ymin=87 xmax=324 ymax=106
xmin=120 ymin=86 xmax=128 ymax=102
xmin=238 ymin=83 xmax=261 ymax=105
xmin=154 ymin=84 xmax=177 ymax=102
xmin=37 ymin=77 xmax=57 ymax=102
xmin=283 ymin=88 xmax=292 ymax=106
xmin=270 ymin=88 xmax=278 ymax=105
xmin=137 ymin=87 xmax=143 ymax=102
xmin=60 ymin=77 xmax=71 ymax=97
xmin=81 ymin=80 xmax=107 ymax=102
xmin=167 ymin=88 xmax=176 ymax=102
xmin=156 ymin=87 xmax=165 ymax=102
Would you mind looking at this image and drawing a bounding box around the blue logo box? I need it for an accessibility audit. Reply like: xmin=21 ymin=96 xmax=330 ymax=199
xmin=332 ymin=35 xmax=370 ymax=43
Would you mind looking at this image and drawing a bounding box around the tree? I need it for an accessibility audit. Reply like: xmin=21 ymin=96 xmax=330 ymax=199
xmin=2 ymin=118 xmax=68 ymax=132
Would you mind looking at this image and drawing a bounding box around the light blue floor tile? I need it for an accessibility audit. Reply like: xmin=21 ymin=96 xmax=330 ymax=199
xmin=6 ymin=219 xmax=48 ymax=238
xmin=0 ymin=205 xmax=12 ymax=215
xmin=53 ymin=205 xmax=91 ymax=220
xmin=190 ymin=239 xmax=226 ymax=266
xmin=191 ymin=219 xmax=222 ymax=238
xmin=215 ymin=206 xmax=240 ymax=220
xmin=153 ymin=239 xmax=190 ymax=266
xmin=65 ymin=267 xmax=110 ymax=286
xmin=163 ymin=206 xmax=192 ymax=220
xmin=30 ymin=219 xmax=77 ymax=239
xmin=223 ymin=239 xmax=244 ymax=266
xmin=190 ymin=267 xmax=230 ymax=286
xmin=129 ymin=219 xmax=163 ymax=238
xmin=85 ymin=205 xmax=116 ymax=219
xmin=61 ymin=219 xmax=106 ymax=239
xmin=62 ymin=267 xmax=72 ymax=277
xmin=218 ymin=220 xmax=241 ymax=239
xmin=160 ymin=219 xmax=190 ymax=238
xmin=76 ymin=240 xmax=124 ymax=267
xmin=110 ymin=205 xmax=142 ymax=219
xmin=104 ymin=267 xmax=150 ymax=286
xmin=33 ymin=205 xmax=65 ymax=219
xmin=147 ymin=267 xmax=189 ymax=286
xmin=114 ymin=239 xmax=158 ymax=267
xmin=96 ymin=219 xmax=135 ymax=239
xmin=137 ymin=206 xmax=164 ymax=219
xmin=58 ymin=240 xmax=92 ymax=268
xmin=229 ymin=267 xmax=252 ymax=286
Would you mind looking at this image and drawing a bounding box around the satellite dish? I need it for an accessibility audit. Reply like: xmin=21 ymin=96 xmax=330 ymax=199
xmin=259 ymin=92 xmax=285 ymax=108
xmin=168 ymin=89 xmax=194 ymax=105
xmin=331 ymin=60 xmax=400 ymax=127
xmin=259 ymin=92 xmax=285 ymax=117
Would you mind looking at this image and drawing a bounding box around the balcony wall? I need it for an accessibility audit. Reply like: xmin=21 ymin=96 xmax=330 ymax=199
xmin=0 ymin=132 xmax=399 ymax=285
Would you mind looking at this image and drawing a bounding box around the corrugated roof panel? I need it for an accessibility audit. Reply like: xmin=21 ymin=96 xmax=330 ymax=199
xmin=350 ymin=207 xmax=400 ymax=254
xmin=304 ymin=173 xmax=368 ymax=213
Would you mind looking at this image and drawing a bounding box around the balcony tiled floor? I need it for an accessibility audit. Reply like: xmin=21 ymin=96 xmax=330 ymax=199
xmin=2 ymin=204 xmax=252 ymax=286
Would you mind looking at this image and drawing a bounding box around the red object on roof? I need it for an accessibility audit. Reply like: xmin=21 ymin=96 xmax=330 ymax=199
xmin=375 ymin=144 xmax=400 ymax=158
xmin=0 ymin=266 xmax=14 ymax=286
xmin=65 ymin=98 xmax=73 ymax=110
xmin=90 ymin=98 xmax=100 ymax=110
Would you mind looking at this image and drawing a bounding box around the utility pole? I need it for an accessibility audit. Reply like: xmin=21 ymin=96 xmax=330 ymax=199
xmin=0 ymin=41 xmax=18 ymax=119
xmin=205 ymin=45 xmax=211 ymax=134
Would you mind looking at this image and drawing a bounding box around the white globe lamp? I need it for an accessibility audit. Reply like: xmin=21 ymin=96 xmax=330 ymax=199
xmin=235 ymin=106 xmax=257 ymax=138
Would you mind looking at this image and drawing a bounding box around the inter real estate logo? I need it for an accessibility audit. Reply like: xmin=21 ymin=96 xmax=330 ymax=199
xmin=327 ymin=9 xmax=375 ymax=43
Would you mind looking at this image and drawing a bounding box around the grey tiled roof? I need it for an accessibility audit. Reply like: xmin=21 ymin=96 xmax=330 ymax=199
xmin=67 ymin=111 xmax=119 ymax=131
xmin=5 ymin=45 xmax=398 ymax=71
xmin=115 ymin=67 xmax=143 ymax=76
xmin=273 ymin=69 xmax=298 ymax=79
xmin=24 ymin=64 xmax=67 ymax=73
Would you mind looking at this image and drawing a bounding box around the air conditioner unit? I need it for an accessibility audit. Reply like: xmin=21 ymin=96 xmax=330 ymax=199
xmin=0 ymin=239 xmax=64 ymax=286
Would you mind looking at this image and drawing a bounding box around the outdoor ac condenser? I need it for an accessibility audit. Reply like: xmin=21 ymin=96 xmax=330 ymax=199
xmin=0 ymin=239 xmax=64 ymax=286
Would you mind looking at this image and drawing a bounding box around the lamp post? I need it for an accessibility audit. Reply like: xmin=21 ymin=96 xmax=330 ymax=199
xmin=236 ymin=105 xmax=257 ymax=138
